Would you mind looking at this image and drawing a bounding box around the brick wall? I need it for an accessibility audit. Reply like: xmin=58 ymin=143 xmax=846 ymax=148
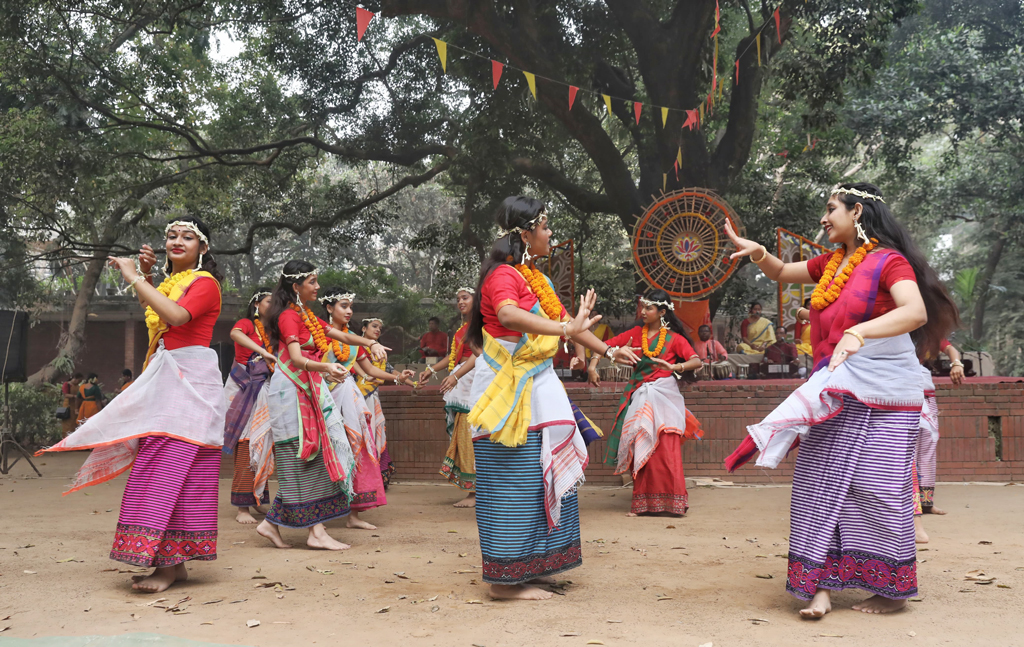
xmin=381 ymin=379 xmax=1024 ymax=485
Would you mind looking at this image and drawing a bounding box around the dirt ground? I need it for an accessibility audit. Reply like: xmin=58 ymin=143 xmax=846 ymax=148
xmin=1 ymin=453 xmax=1022 ymax=647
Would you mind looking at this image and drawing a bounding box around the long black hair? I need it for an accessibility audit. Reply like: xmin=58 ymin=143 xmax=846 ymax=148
xmin=639 ymin=289 xmax=693 ymax=346
xmin=835 ymin=182 xmax=960 ymax=357
xmin=319 ymin=285 xmax=355 ymax=328
xmin=165 ymin=216 xmax=223 ymax=282
xmin=244 ymin=286 xmax=273 ymax=320
xmin=467 ymin=196 xmax=546 ymax=348
xmin=265 ymin=260 xmax=315 ymax=348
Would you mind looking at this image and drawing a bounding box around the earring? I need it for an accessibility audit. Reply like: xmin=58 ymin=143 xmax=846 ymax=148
xmin=854 ymin=219 xmax=869 ymax=246
xmin=196 ymin=252 xmax=204 ymax=270
xmin=521 ymin=241 xmax=533 ymax=265
xmin=163 ymin=256 xmax=171 ymax=275
xmin=294 ymin=292 xmax=302 ymax=306
xmin=660 ymin=316 xmax=669 ymax=329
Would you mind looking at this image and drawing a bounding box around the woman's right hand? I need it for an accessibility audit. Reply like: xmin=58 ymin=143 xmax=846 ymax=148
xmin=261 ymin=350 xmax=277 ymax=363
xmin=724 ymin=220 xmax=762 ymax=260
xmin=439 ymin=374 xmax=459 ymax=394
xmin=565 ymin=289 xmax=602 ymax=337
xmin=587 ymin=367 xmax=601 ymax=387
xmin=419 ymin=369 xmax=434 ymax=384
xmin=324 ymin=363 xmax=348 ymax=382
xmin=612 ymin=346 xmax=641 ymax=366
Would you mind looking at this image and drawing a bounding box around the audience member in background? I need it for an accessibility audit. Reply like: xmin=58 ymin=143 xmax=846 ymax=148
xmin=419 ymin=316 xmax=449 ymax=364
xmin=77 ymin=373 xmax=104 ymax=425
xmin=692 ymin=325 xmax=731 ymax=379
xmin=762 ymin=326 xmax=800 ymax=377
xmin=795 ymin=298 xmax=813 ymax=357
xmin=61 ymin=373 xmax=83 ymax=436
xmin=118 ymin=369 xmax=134 ymax=393
xmin=737 ymin=301 xmax=776 ymax=354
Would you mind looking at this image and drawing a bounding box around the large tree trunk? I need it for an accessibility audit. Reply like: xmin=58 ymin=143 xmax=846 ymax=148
xmin=972 ymin=236 xmax=1005 ymax=340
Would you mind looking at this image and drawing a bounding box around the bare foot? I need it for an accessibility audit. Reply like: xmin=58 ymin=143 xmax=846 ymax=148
xmin=852 ymin=595 xmax=907 ymax=614
xmin=307 ymin=524 xmax=350 ymax=551
xmin=528 ymin=576 xmax=557 ymax=585
xmin=799 ymin=589 xmax=832 ymax=618
xmin=132 ymin=564 xmax=187 ymax=593
xmin=489 ymin=584 xmax=553 ymax=600
xmin=256 ymin=519 xmax=292 ymax=549
xmin=454 ymin=493 xmax=476 ymax=508
xmin=253 ymin=504 xmax=269 ymax=515
xmin=346 ymin=512 xmax=377 ymax=530
xmin=236 ymin=507 xmax=258 ymax=524
xmin=924 ymin=506 xmax=947 ymax=515
xmin=625 ymin=512 xmax=638 ymax=517
xmin=915 ymin=516 xmax=930 ymax=544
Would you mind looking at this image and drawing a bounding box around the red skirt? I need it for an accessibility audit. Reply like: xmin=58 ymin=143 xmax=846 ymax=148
xmin=631 ymin=432 xmax=688 ymax=515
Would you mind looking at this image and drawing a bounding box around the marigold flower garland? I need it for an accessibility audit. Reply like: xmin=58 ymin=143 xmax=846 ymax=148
xmin=640 ymin=324 xmax=668 ymax=358
xmin=144 ymin=269 xmax=195 ymax=333
xmin=515 ymin=263 xmax=564 ymax=322
xmin=810 ymin=239 xmax=877 ymax=310
xmin=289 ymin=302 xmax=331 ymax=358
xmin=253 ymin=317 xmax=276 ymax=371
xmin=328 ymin=323 xmax=352 ymax=364
xmin=448 ymin=322 xmax=468 ymax=371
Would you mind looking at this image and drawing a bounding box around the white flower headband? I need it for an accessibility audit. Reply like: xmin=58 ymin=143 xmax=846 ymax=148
xmin=282 ymin=267 xmax=318 ymax=280
xmin=165 ymin=220 xmax=209 ymax=245
xmin=456 ymin=287 xmax=475 ymax=296
xmin=318 ymin=292 xmax=356 ymax=304
xmin=249 ymin=291 xmax=270 ymax=304
xmin=497 ymin=213 xmax=547 ymax=238
xmin=831 ymin=185 xmax=886 ymax=204
xmin=361 ymin=317 xmax=383 ymax=325
xmin=639 ymin=297 xmax=675 ymax=311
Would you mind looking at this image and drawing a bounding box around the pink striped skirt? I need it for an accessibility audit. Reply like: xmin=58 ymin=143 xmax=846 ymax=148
xmin=110 ymin=436 xmax=220 ymax=567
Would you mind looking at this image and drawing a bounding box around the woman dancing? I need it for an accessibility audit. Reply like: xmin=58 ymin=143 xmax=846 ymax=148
xmin=42 ymin=217 xmax=226 ymax=593
xmin=319 ymin=287 xmax=391 ymax=531
xmin=724 ymin=182 xmax=958 ymax=617
xmin=419 ymin=287 xmax=479 ymax=507
xmin=591 ymin=289 xmax=703 ymax=517
xmin=255 ymin=261 xmax=391 ymax=551
xmin=466 ymin=196 xmax=639 ymax=601
xmin=224 ymin=288 xmax=277 ymax=524
xmin=355 ymin=317 xmax=417 ymax=490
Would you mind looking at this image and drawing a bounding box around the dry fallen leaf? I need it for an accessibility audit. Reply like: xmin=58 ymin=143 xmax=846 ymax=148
xmin=998 ymin=584 xmax=1012 ymax=589
xmin=447 ymin=530 xmax=458 ymax=533
xmin=246 ymin=619 xmax=260 ymax=628
xmin=56 ymin=557 xmax=82 ymax=563
xmin=606 ymin=619 xmax=622 ymax=624
xmin=665 ymin=525 xmax=676 ymax=529
xmin=200 ymin=622 xmax=213 ymax=626
xmin=23 ymin=570 xmax=37 ymax=575
xmin=459 ymin=553 xmax=468 ymax=557
xmin=586 ymin=641 xmax=604 ymax=645
xmin=466 ymin=600 xmax=483 ymax=604
xmin=755 ymin=574 xmax=774 ymax=580
xmin=908 ymin=631 xmax=917 ymax=637
xmin=430 ymin=606 xmax=440 ymax=613
xmin=978 ymin=540 xmax=993 ymax=545
xmin=394 ymin=572 xmax=409 ymax=579
xmin=202 ymin=600 xmax=223 ymax=605
xmin=560 ymin=632 xmax=581 ymax=637
xmin=377 ymin=607 xmax=390 ymax=614
xmin=428 ymin=595 xmax=438 ymax=602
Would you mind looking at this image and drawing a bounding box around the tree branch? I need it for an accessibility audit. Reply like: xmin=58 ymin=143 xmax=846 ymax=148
xmin=510 ymin=157 xmax=614 ymax=213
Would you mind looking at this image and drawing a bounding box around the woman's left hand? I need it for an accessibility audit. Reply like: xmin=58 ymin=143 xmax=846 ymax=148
xmin=569 ymin=356 xmax=584 ymax=370
xmin=950 ymin=364 xmax=964 ymax=385
xmin=828 ymin=334 xmax=862 ymax=372
xmin=439 ymin=374 xmax=459 ymax=394
xmin=651 ymin=358 xmax=677 ymax=372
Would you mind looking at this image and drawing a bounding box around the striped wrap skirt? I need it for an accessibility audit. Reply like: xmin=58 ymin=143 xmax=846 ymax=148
xmin=787 ymin=395 xmax=919 ymax=601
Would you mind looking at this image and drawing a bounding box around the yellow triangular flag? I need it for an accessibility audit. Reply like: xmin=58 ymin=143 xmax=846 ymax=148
xmin=523 ymin=71 xmax=537 ymax=99
xmin=677 ymin=147 xmax=683 ymax=167
xmin=661 ymin=106 xmax=669 ymax=127
xmin=662 ymin=173 xmax=667 ymax=192
xmin=756 ymin=34 xmax=761 ymax=67
xmin=432 ymin=38 xmax=447 ymax=73
xmin=603 ymin=94 xmax=612 ymax=116
xmin=700 ymin=102 xmax=705 ymax=123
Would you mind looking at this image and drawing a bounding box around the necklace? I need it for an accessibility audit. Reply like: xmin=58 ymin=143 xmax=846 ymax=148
xmin=515 ymin=263 xmax=563 ymax=321
xmin=810 ymin=239 xmax=877 ymax=310
xmin=329 ymin=322 xmax=351 ymax=364
xmin=253 ymin=317 xmax=275 ymax=371
xmin=289 ymin=303 xmax=331 ymax=357
xmin=448 ymin=322 xmax=468 ymax=371
xmin=640 ymin=324 xmax=668 ymax=358
xmin=144 ymin=269 xmax=195 ymax=333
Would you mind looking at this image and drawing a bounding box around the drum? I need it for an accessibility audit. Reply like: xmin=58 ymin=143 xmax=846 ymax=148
xmin=712 ymin=362 xmax=732 ymax=380
xmin=699 ymin=364 xmax=713 ymax=381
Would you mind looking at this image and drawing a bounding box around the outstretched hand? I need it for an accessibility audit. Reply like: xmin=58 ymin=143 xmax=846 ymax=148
xmin=724 ymin=220 xmax=762 ymax=260
xmin=106 ymin=256 xmax=137 ymax=280
xmin=565 ymin=289 xmax=602 ymax=337
xmin=369 ymin=342 xmax=390 ymax=361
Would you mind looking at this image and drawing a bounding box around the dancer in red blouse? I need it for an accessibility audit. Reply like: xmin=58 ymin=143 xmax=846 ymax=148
xmin=593 ymin=289 xmax=704 ymax=516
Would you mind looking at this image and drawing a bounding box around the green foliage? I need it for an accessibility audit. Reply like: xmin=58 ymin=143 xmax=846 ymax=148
xmin=7 ymin=383 xmax=62 ymax=448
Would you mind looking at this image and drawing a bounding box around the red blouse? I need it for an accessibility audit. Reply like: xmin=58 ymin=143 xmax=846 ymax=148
xmin=231 ymin=318 xmax=263 ymax=365
xmin=807 ymin=251 xmax=917 ymax=320
xmin=452 ymin=324 xmax=472 ymax=361
xmin=277 ymin=309 xmax=332 ymax=359
xmin=162 ymin=277 xmax=222 ymax=350
xmin=604 ymin=326 xmax=699 ymax=383
xmin=480 ymin=265 xmax=569 ymax=338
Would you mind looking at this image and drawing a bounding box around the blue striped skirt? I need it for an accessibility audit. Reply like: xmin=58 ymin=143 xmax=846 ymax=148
xmin=475 ymin=430 xmax=582 ymax=585
xmin=265 ymin=438 xmax=350 ymax=528
xmin=787 ymin=395 xmax=919 ymax=600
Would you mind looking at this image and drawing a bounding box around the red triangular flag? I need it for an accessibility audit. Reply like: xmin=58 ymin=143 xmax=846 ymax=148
xmin=735 ymin=60 xmax=740 ymax=84
xmin=673 ymin=159 xmax=680 ymax=181
xmin=356 ymin=7 xmax=374 ymax=42
xmin=774 ymin=8 xmax=782 ymax=43
xmin=568 ymin=85 xmax=579 ymax=110
xmin=683 ymin=109 xmax=697 ymax=130
xmin=778 ymin=149 xmax=789 ymax=159
xmin=710 ymin=24 xmax=720 ymax=39
xmin=491 ymin=60 xmax=504 ymax=89
xmin=716 ymin=0 xmax=721 ymax=22
xmin=633 ymin=101 xmax=642 ymax=124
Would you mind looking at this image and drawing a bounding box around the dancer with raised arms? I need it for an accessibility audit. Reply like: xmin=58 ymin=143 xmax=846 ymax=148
xmin=466 ymin=196 xmax=640 ymax=601
xmin=224 ymin=288 xmax=277 ymax=524
xmin=724 ymin=183 xmax=959 ymax=617
xmin=420 ymin=287 xmax=479 ymax=507
xmin=255 ymin=261 xmax=391 ymax=551
xmin=42 ymin=217 xmax=226 ymax=593
xmin=593 ymin=289 xmax=704 ymax=517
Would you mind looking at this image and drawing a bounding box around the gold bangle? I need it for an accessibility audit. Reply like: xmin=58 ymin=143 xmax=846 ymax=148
xmin=843 ymin=329 xmax=865 ymax=347
xmin=751 ymin=245 xmax=768 ymax=263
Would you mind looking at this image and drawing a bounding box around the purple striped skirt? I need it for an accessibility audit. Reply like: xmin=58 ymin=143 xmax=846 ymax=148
xmin=787 ymin=395 xmax=919 ymax=601
xmin=110 ymin=436 xmax=220 ymax=567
